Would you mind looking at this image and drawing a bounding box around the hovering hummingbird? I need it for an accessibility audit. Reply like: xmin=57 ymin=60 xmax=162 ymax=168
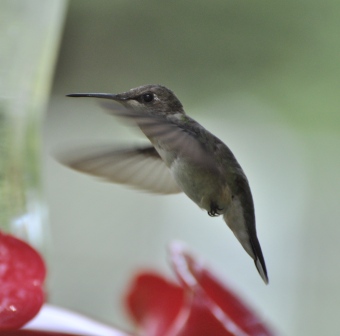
xmin=63 ymin=84 xmax=268 ymax=284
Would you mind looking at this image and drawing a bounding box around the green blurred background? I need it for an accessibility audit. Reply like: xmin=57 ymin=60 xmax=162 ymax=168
xmin=44 ymin=1 xmax=340 ymax=335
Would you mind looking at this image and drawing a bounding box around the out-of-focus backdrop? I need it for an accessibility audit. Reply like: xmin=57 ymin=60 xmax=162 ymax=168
xmin=44 ymin=1 xmax=339 ymax=335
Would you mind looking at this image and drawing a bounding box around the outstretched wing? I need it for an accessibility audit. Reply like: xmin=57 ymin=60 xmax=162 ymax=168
xmin=100 ymin=101 xmax=219 ymax=170
xmin=57 ymin=145 xmax=182 ymax=194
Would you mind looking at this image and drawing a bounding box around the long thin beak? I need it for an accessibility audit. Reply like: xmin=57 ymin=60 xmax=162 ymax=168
xmin=66 ymin=93 xmax=126 ymax=101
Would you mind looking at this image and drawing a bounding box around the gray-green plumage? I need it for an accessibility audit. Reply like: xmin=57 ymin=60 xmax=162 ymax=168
xmin=62 ymin=84 xmax=268 ymax=284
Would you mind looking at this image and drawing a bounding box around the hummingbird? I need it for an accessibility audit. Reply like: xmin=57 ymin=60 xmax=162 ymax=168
xmin=63 ymin=84 xmax=268 ymax=284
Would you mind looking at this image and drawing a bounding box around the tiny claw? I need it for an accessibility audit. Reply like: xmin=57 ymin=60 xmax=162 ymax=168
xmin=208 ymin=203 xmax=223 ymax=217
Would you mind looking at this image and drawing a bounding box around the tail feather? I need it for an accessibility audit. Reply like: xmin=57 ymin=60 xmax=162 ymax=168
xmin=255 ymin=256 xmax=268 ymax=284
xmin=223 ymin=198 xmax=269 ymax=284
xmin=251 ymin=239 xmax=269 ymax=284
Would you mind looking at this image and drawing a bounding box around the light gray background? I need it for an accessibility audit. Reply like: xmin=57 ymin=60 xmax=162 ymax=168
xmin=44 ymin=1 xmax=340 ymax=335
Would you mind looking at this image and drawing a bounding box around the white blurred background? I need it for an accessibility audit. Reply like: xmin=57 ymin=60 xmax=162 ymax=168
xmin=41 ymin=1 xmax=340 ymax=335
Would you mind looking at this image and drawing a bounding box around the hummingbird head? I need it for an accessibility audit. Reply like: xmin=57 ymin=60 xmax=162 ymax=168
xmin=67 ymin=84 xmax=185 ymax=115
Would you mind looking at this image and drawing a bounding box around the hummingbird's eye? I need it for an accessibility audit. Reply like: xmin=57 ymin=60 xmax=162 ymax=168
xmin=142 ymin=93 xmax=154 ymax=103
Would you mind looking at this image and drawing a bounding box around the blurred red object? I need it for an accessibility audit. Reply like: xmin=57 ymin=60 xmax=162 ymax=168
xmin=0 ymin=232 xmax=46 ymax=330
xmin=0 ymin=231 xmax=274 ymax=336
xmin=126 ymin=242 xmax=275 ymax=336
xmin=2 ymin=330 xmax=77 ymax=336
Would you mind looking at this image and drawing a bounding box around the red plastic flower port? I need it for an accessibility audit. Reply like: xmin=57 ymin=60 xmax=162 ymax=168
xmin=0 ymin=232 xmax=46 ymax=330
xmin=126 ymin=242 xmax=274 ymax=336
xmin=0 ymin=230 xmax=274 ymax=336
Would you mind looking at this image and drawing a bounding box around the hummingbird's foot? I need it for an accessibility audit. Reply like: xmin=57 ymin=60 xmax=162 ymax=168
xmin=208 ymin=202 xmax=223 ymax=217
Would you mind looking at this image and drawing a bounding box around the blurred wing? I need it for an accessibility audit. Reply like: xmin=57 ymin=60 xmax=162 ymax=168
xmin=58 ymin=146 xmax=182 ymax=194
xmin=100 ymin=101 xmax=217 ymax=169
